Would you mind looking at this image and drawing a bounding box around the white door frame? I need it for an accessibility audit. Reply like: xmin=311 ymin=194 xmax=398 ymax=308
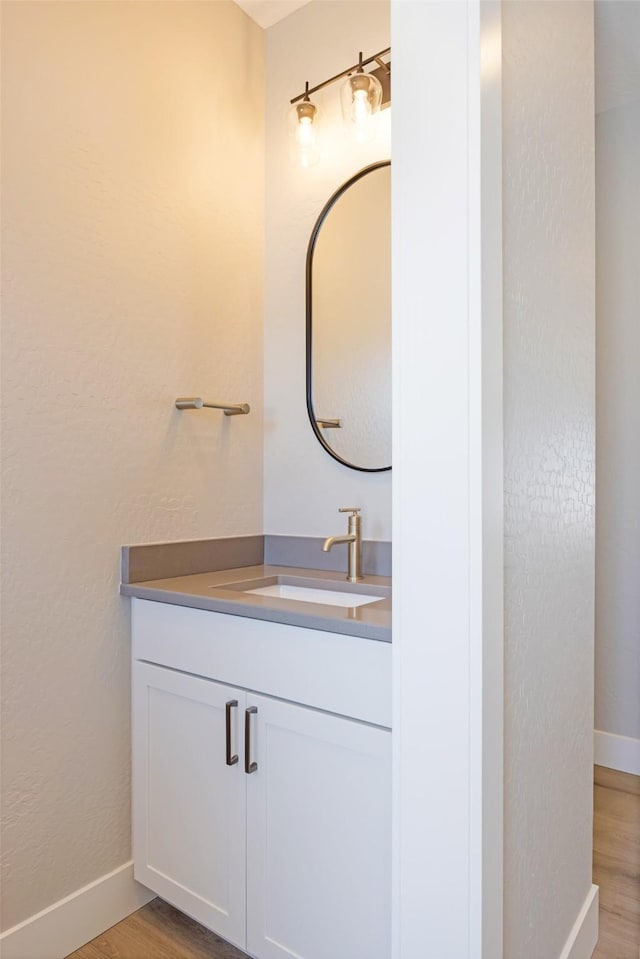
xmin=391 ymin=3 xmax=503 ymax=957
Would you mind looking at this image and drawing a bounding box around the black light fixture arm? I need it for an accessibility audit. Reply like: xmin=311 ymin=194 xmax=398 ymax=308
xmin=290 ymin=46 xmax=391 ymax=105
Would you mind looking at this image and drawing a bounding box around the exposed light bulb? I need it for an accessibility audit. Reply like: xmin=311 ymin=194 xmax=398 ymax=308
xmin=341 ymin=67 xmax=382 ymax=144
xmin=288 ymin=96 xmax=321 ymax=167
xmin=353 ymin=89 xmax=372 ymax=123
xmin=296 ymin=115 xmax=314 ymax=148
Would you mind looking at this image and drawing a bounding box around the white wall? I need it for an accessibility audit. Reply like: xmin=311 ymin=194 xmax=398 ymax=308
xmin=595 ymin=97 xmax=640 ymax=762
xmin=391 ymin=2 xmax=504 ymax=955
xmin=502 ymin=2 xmax=596 ymax=957
xmin=0 ymin=0 xmax=263 ymax=931
xmin=263 ymin=1 xmax=391 ymax=540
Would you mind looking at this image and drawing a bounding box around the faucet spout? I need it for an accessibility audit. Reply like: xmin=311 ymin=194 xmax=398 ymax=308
xmin=322 ymin=534 xmax=355 ymax=553
xmin=321 ymin=508 xmax=363 ymax=583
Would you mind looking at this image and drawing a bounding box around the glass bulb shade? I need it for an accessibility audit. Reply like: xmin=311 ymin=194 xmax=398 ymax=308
xmin=288 ymin=99 xmax=322 ymax=167
xmin=340 ymin=71 xmax=383 ymax=143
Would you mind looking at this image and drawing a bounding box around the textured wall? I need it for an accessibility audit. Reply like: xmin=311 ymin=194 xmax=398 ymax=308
xmin=263 ymin=1 xmax=391 ymax=539
xmin=595 ymin=98 xmax=640 ymax=743
xmin=1 ymin=0 xmax=263 ymax=930
xmin=502 ymin=3 xmax=595 ymax=957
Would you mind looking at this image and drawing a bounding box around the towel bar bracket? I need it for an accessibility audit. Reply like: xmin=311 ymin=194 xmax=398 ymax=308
xmin=175 ymin=397 xmax=250 ymax=416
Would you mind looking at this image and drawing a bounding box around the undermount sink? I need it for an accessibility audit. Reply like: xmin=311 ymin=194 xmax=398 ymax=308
xmin=246 ymin=584 xmax=384 ymax=608
xmin=214 ymin=575 xmax=389 ymax=609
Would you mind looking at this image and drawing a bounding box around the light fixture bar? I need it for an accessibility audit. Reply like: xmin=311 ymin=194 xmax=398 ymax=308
xmin=290 ymin=47 xmax=391 ymax=105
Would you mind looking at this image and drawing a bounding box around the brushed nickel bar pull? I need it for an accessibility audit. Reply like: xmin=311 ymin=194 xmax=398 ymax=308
xmin=225 ymin=699 xmax=239 ymax=766
xmin=175 ymin=397 xmax=250 ymax=416
xmin=245 ymin=706 xmax=258 ymax=774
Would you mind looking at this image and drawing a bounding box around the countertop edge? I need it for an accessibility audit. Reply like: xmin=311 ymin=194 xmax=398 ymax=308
xmin=120 ymin=581 xmax=392 ymax=643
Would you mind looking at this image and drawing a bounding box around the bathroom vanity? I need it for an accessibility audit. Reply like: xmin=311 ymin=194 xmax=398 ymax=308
xmin=123 ymin=547 xmax=391 ymax=959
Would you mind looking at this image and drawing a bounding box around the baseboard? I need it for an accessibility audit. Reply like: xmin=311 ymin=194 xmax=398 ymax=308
xmin=557 ymin=884 xmax=599 ymax=959
xmin=594 ymin=729 xmax=640 ymax=776
xmin=0 ymin=861 xmax=155 ymax=959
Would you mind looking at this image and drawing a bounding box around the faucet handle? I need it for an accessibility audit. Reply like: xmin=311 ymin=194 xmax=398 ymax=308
xmin=338 ymin=507 xmax=361 ymax=515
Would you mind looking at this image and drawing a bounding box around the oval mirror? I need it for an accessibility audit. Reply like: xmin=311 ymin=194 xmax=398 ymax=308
xmin=306 ymin=161 xmax=391 ymax=472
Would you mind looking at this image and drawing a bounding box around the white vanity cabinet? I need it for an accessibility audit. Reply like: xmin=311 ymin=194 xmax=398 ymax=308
xmin=245 ymin=693 xmax=390 ymax=959
xmin=131 ymin=598 xmax=391 ymax=959
xmin=133 ymin=662 xmax=247 ymax=946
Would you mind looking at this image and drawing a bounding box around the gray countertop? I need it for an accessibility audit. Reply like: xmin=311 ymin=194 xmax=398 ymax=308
xmin=121 ymin=564 xmax=392 ymax=642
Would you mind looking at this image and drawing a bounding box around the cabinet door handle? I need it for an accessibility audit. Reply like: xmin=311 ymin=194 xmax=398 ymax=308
xmin=245 ymin=706 xmax=258 ymax=774
xmin=225 ymin=700 xmax=239 ymax=766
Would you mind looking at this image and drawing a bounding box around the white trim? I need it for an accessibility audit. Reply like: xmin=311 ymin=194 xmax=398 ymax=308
xmin=557 ymin=885 xmax=599 ymax=959
xmin=0 ymin=861 xmax=155 ymax=959
xmin=476 ymin=4 xmax=504 ymax=956
xmin=391 ymin=2 xmax=503 ymax=957
xmin=594 ymin=730 xmax=640 ymax=776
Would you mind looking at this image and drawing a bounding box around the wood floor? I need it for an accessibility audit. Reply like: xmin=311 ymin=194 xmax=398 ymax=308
xmin=66 ymin=897 xmax=249 ymax=959
xmin=68 ymin=765 xmax=639 ymax=959
xmin=592 ymin=765 xmax=640 ymax=959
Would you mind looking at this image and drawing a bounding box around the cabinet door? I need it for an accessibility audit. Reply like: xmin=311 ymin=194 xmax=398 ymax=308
xmin=133 ymin=662 xmax=246 ymax=948
xmin=246 ymin=694 xmax=391 ymax=959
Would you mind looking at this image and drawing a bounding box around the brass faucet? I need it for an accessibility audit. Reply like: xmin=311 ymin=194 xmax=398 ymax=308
xmin=322 ymin=507 xmax=362 ymax=583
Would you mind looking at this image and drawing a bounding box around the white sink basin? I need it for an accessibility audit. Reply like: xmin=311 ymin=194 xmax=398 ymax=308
xmin=246 ymin=584 xmax=385 ymax=608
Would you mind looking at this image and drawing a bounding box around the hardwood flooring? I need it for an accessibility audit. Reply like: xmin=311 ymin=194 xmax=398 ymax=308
xmin=65 ymin=898 xmax=249 ymax=959
xmin=592 ymin=765 xmax=640 ymax=959
xmin=67 ymin=765 xmax=639 ymax=959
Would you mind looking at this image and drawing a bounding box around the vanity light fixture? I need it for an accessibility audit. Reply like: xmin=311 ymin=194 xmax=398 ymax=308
xmin=288 ymin=82 xmax=322 ymax=167
xmin=340 ymin=52 xmax=383 ymax=143
xmin=289 ymin=47 xmax=390 ymax=164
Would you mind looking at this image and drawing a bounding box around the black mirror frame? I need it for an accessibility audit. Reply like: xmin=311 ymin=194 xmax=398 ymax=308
xmin=305 ymin=160 xmax=392 ymax=473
